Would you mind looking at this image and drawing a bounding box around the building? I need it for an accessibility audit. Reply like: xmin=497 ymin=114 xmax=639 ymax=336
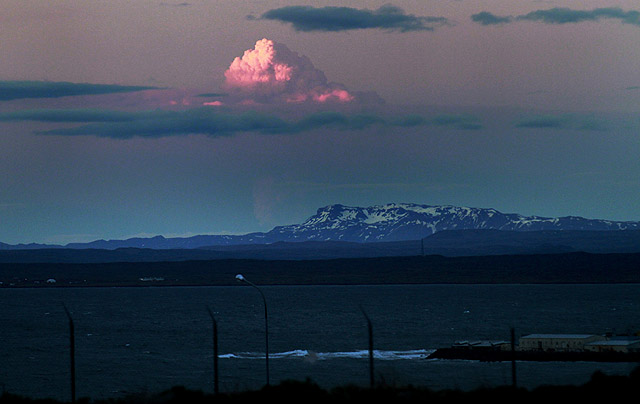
xmin=584 ymin=338 xmax=640 ymax=353
xmin=518 ymin=334 xmax=606 ymax=352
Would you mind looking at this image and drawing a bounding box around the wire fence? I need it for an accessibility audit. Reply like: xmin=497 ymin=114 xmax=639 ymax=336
xmin=0 ymin=304 xmax=527 ymax=402
xmin=2 ymin=284 xmax=637 ymax=401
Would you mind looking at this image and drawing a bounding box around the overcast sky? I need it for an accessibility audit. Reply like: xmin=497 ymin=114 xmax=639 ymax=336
xmin=2 ymin=0 xmax=640 ymax=244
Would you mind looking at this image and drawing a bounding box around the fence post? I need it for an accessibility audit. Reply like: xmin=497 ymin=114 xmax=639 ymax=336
xmin=360 ymin=306 xmax=374 ymax=388
xmin=63 ymin=304 xmax=75 ymax=403
xmin=511 ymin=327 xmax=517 ymax=388
xmin=207 ymin=307 xmax=219 ymax=395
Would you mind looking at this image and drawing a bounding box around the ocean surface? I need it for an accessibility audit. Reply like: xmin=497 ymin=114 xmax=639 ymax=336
xmin=1 ymin=284 xmax=639 ymax=400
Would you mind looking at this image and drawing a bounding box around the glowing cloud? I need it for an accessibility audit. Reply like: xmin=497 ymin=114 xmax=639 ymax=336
xmin=223 ymin=38 xmax=359 ymax=105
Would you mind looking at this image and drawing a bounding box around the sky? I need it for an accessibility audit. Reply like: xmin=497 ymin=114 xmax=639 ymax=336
xmin=1 ymin=0 xmax=640 ymax=245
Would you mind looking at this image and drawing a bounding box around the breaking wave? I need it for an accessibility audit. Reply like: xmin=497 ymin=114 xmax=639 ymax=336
xmin=219 ymin=349 xmax=434 ymax=361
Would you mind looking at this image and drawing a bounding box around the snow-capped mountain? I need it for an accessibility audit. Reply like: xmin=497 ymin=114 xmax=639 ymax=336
xmin=265 ymin=203 xmax=640 ymax=243
xmin=2 ymin=203 xmax=639 ymax=250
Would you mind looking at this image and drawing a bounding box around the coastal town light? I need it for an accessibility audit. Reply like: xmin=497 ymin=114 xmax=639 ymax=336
xmin=235 ymin=274 xmax=270 ymax=386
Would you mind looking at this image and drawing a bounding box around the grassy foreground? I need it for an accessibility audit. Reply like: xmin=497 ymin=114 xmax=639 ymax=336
xmin=2 ymin=367 xmax=640 ymax=404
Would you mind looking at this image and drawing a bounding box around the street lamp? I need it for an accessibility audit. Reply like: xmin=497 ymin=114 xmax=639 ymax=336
xmin=235 ymin=274 xmax=270 ymax=386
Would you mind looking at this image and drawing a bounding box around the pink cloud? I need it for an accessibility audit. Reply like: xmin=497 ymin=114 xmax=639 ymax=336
xmin=313 ymin=88 xmax=354 ymax=103
xmin=225 ymin=39 xmax=292 ymax=88
xmin=223 ymin=38 xmax=358 ymax=105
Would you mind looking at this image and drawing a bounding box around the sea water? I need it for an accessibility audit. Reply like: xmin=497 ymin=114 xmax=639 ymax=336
xmin=1 ymin=284 xmax=639 ymax=400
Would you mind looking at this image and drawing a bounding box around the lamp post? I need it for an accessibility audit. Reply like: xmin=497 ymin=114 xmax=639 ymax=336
xmin=235 ymin=274 xmax=269 ymax=386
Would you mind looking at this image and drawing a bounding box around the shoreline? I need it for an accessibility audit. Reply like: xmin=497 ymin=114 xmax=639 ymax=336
xmin=427 ymin=347 xmax=640 ymax=363
xmin=3 ymin=281 xmax=640 ymax=289
xmin=3 ymin=252 xmax=640 ymax=287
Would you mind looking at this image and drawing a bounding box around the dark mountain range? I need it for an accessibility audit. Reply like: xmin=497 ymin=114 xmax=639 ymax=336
xmin=2 ymin=203 xmax=639 ymax=251
xmin=1 ymin=229 xmax=640 ymax=264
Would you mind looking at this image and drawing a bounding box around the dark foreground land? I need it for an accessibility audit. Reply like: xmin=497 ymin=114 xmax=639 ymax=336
xmin=2 ymin=367 xmax=640 ymax=404
xmin=2 ymin=251 xmax=640 ymax=287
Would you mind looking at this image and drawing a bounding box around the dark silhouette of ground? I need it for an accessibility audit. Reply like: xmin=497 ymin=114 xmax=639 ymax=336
xmin=2 ymin=367 xmax=639 ymax=404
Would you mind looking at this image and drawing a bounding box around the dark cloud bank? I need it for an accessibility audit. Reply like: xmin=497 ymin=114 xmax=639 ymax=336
xmin=472 ymin=7 xmax=640 ymax=26
xmin=0 ymin=108 xmax=481 ymax=139
xmin=514 ymin=114 xmax=611 ymax=131
xmin=257 ymin=5 xmax=449 ymax=32
xmin=0 ymin=81 xmax=158 ymax=101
